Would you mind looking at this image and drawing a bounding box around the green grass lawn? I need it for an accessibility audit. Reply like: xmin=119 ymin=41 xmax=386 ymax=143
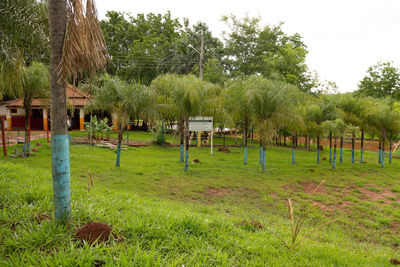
xmin=1 ymin=132 xmax=400 ymax=265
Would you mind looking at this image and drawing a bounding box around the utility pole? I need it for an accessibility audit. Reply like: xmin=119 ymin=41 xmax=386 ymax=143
xmin=199 ymin=35 xmax=204 ymax=79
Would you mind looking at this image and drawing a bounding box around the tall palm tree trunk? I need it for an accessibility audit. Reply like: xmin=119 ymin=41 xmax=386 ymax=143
xmin=243 ymin=119 xmax=248 ymax=165
xmin=179 ymin=120 xmax=184 ymax=162
xmin=340 ymin=136 xmax=343 ymax=163
xmin=24 ymin=107 xmax=31 ymax=157
xmin=116 ymin=123 xmax=123 ymax=167
xmin=184 ymin=118 xmax=190 ymax=171
xmin=49 ymin=0 xmax=71 ymax=223
xmin=351 ymin=133 xmax=355 ymax=164
xmin=317 ymin=136 xmax=320 ymax=164
xmin=378 ymin=140 xmax=382 ymax=164
xmin=332 ymin=137 xmax=337 ymax=169
xmin=360 ymin=129 xmax=364 ymax=163
xmin=283 ymin=136 xmax=286 ymax=146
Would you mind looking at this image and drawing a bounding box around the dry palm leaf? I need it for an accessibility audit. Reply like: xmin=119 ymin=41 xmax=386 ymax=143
xmin=58 ymin=0 xmax=108 ymax=82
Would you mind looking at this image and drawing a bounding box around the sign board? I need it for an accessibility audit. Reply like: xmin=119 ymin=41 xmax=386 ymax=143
xmin=189 ymin=116 xmax=213 ymax=132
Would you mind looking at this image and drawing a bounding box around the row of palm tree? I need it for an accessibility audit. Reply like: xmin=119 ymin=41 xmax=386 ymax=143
xmin=80 ymin=72 xmax=400 ymax=172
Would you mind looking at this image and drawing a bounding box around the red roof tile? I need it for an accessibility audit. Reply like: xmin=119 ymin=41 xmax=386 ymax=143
xmin=6 ymin=84 xmax=89 ymax=108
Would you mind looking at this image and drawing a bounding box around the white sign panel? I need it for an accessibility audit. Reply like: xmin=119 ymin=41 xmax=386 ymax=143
xmin=189 ymin=116 xmax=213 ymax=131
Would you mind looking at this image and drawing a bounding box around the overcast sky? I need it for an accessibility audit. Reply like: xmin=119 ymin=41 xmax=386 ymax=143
xmin=96 ymin=0 xmax=400 ymax=93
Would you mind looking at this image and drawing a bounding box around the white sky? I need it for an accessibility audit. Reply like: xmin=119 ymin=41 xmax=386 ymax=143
xmin=96 ymin=0 xmax=400 ymax=93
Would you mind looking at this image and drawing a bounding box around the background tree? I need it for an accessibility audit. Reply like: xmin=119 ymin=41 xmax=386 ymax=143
xmin=21 ymin=62 xmax=50 ymax=156
xmin=0 ymin=0 xmax=48 ymax=98
xmin=356 ymin=62 xmax=400 ymax=100
xmin=91 ymin=76 xmax=137 ymax=167
xmin=367 ymin=98 xmax=400 ymax=168
xmin=222 ymin=15 xmax=310 ymax=92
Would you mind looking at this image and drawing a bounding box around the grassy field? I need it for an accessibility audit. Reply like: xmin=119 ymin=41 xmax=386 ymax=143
xmin=1 ymin=132 xmax=400 ymax=266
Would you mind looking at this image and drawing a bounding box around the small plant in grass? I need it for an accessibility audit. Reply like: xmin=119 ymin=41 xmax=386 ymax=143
xmin=269 ymin=180 xmax=337 ymax=250
xmin=152 ymin=122 xmax=164 ymax=146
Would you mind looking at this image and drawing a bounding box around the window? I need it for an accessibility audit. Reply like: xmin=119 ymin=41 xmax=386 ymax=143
xmin=11 ymin=109 xmax=17 ymax=114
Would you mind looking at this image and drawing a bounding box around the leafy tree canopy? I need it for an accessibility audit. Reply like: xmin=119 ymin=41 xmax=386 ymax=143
xmin=356 ymin=62 xmax=400 ymax=99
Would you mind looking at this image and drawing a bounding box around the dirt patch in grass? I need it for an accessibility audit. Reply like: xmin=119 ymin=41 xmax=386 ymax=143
xmin=34 ymin=213 xmax=51 ymax=223
xmin=282 ymin=182 xmax=327 ymax=195
xmin=204 ymin=187 xmax=257 ymax=197
xmin=313 ymin=201 xmax=334 ymax=212
xmin=359 ymin=187 xmax=396 ymax=204
xmin=238 ymin=220 xmax=265 ymax=229
xmin=302 ymin=182 xmax=327 ymax=194
xmin=76 ymin=222 xmax=112 ymax=244
xmin=218 ymin=147 xmax=231 ymax=153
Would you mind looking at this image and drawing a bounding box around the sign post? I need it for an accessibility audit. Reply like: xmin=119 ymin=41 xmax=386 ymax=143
xmin=189 ymin=116 xmax=213 ymax=155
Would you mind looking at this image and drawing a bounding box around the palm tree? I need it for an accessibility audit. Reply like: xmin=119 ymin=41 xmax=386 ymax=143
xmin=90 ymin=76 xmax=137 ymax=167
xmin=48 ymin=0 xmax=107 ymax=223
xmin=225 ymin=78 xmax=255 ymax=165
xmin=367 ymin=98 xmax=400 ymax=168
xmin=347 ymin=125 xmax=358 ymax=164
xmin=322 ymin=119 xmax=346 ymax=169
xmin=151 ymin=74 xmax=185 ymax=162
xmin=248 ymin=76 xmax=289 ymax=172
xmin=152 ymin=74 xmax=216 ymax=171
xmin=21 ymin=62 xmax=50 ymax=156
xmin=0 ymin=0 xmax=48 ymax=94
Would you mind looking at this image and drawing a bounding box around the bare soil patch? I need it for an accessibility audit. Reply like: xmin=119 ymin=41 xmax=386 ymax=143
xmin=76 ymin=222 xmax=112 ymax=244
xmin=218 ymin=147 xmax=231 ymax=153
xmin=302 ymin=182 xmax=327 ymax=194
xmin=359 ymin=187 xmax=396 ymax=204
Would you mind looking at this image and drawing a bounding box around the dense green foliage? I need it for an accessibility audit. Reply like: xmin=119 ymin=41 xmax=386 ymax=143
xmin=356 ymin=62 xmax=400 ymax=99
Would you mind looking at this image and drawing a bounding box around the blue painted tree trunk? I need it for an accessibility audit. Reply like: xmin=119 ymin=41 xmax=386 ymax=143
xmin=51 ymin=134 xmax=71 ymax=222
xmin=340 ymin=147 xmax=343 ymax=163
xmin=180 ymin=144 xmax=184 ymax=162
xmin=292 ymin=148 xmax=295 ymax=165
xmin=389 ymin=141 xmax=392 ymax=164
xmin=262 ymin=148 xmax=266 ymax=172
xmin=378 ymin=141 xmax=382 ymax=163
xmin=352 ymin=149 xmax=354 ymax=164
xmin=244 ymin=146 xmax=248 ymax=165
xmin=332 ymin=137 xmax=337 ymax=169
xmin=259 ymin=143 xmax=262 ymax=164
xmin=185 ymin=150 xmax=189 ymax=171
xmin=116 ymin=142 xmax=121 ymax=167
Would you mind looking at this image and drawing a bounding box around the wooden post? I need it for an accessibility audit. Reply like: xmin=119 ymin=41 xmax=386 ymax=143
xmin=1 ymin=117 xmax=7 ymax=157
